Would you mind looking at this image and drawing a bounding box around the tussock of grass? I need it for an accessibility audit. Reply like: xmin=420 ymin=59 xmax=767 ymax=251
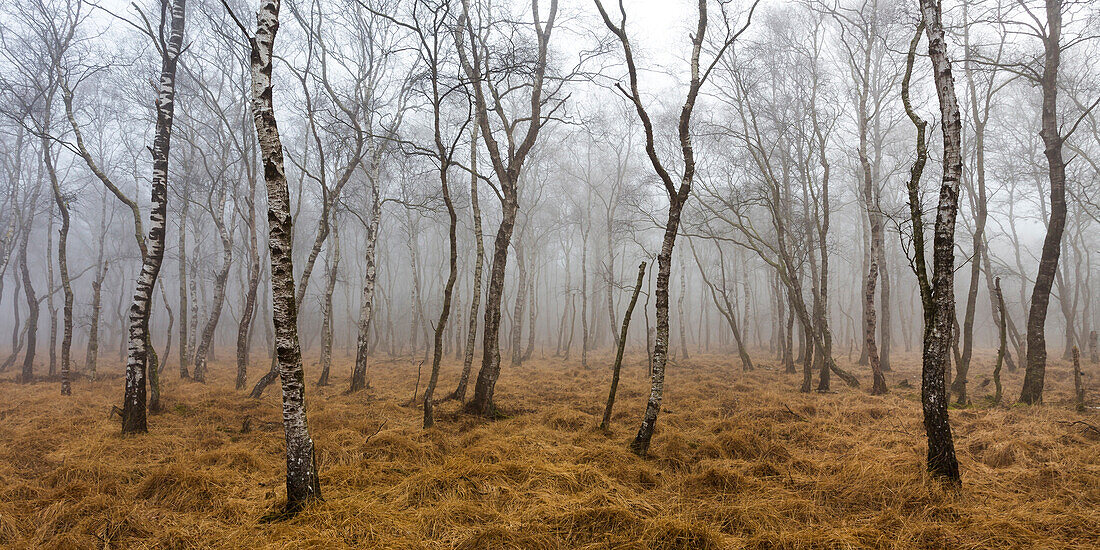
xmin=0 ymin=349 xmax=1096 ymax=548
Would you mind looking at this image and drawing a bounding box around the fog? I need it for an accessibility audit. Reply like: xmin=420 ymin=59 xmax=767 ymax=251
xmin=0 ymin=0 xmax=1098 ymax=532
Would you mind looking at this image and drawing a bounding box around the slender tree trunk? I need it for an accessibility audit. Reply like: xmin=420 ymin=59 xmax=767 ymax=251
xmin=121 ymin=0 xmax=185 ymax=434
xmin=993 ymin=277 xmax=1006 ymax=405
xmin=47 ymin=207 xmax=57 ymax=378
xmin=1088 ymin=330 xmax=1098 ymax=364
xmin=631 ymin=202 xmax=682 ymax=455
xmin=860 ymin=136 xmax=887 ymax=395
xmin=187 ymin=263 xmax=198 ymax=366
xmin=602 ymin=262 xmax=646 ymax=431
xmin=405 ymin=219 xmax=424 ymax=357
xmin=317 ymin=226 xmax=339 ymax=387
xmin=865 ymin=239 xmax=887 ymax=395
xmin=1072 ymin=346 xmax=1084 ymax=412
xmin=423 ymin=126 xmax=459 ymax=428
xmin=178 ymin=189 xmax=190 ymax=379
xmin=247 ymin=0 xmax=321 ymax=511
xmin=349 ymin=179 xmax=382 ymax=393
xmin=564 ymin=293 xmax=576 ymax=360
xmin=523 ymin=272 xmax=537 ymax=361
xmin=1 ymin=270 xmax=23 ymax=374
xmin=955 ymin=14 xmax=989 ymax=400
xmin=160 ymin=287 xmax=174 ymax=375
xmin=193 ymin=199 xmax=233 ymax=383
xmin=510 ymin=241 xmax=527 ymax=366
xmin=784 ymin=289 xmax=795 ymax=374
xmin=580 ymin=206 xmax=590 ymax=369
xmin=236 ymin=175 xmax=260 ymax=390
xmin=1020 ymin=0 xmax=1066 ymax=405
xmin=18 ymin=224 xmax=38 ymax=384
xmin=467 ymin=193 xmax=518 ymax=416
xmin=606 ymin=222 xmax=619 ymax=350
xmin=44 ymin=137 xmax=73 ymax=394
xmin=452 ymin=129 xmax=483 ymax=401
xmin=915 ymin=6 xmax=962 ymax=483
xmin=678 ymin=256 xmax=689 ymax=360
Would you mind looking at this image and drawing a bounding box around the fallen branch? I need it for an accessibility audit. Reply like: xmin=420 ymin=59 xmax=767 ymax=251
xmin=782 ymin=404 xmax=807 ymax=422
xmin=364 ymin=419 xmax=388 ymax=445
xmin=1057 ymin=420 xmax=1100 ymax=437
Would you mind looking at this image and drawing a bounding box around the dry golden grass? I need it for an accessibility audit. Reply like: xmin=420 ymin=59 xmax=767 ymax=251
xmin=1 ymin=348 xmax=1097 ymax=549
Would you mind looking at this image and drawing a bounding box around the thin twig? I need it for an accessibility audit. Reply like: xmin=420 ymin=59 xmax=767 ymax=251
xmin=364 ymin=420 xmax=388 ymax=445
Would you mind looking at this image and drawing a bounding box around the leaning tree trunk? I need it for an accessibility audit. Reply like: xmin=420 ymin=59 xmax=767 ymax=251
xmin=467 ymin=192 xmax=518 ymax=416
xmin=247 ymin=0 xmax=321 ymax=511
xmin=916 ymin=4 xmax=962 ymax=484
xmin=601 ymin=261 xmax=646 ymax=431
xmin=121 ymin=0 xmax=185 ymax=434
xmin=1020 ymin=0 xmax=1066 ymax=405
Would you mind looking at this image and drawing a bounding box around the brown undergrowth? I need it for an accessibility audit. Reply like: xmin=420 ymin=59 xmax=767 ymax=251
xmin=0 ymin=349 xmax=1097 ymax=549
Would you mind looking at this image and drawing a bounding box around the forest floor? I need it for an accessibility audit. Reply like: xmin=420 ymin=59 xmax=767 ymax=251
xmin=0 ymin=348 xmax=1098 ymax=549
